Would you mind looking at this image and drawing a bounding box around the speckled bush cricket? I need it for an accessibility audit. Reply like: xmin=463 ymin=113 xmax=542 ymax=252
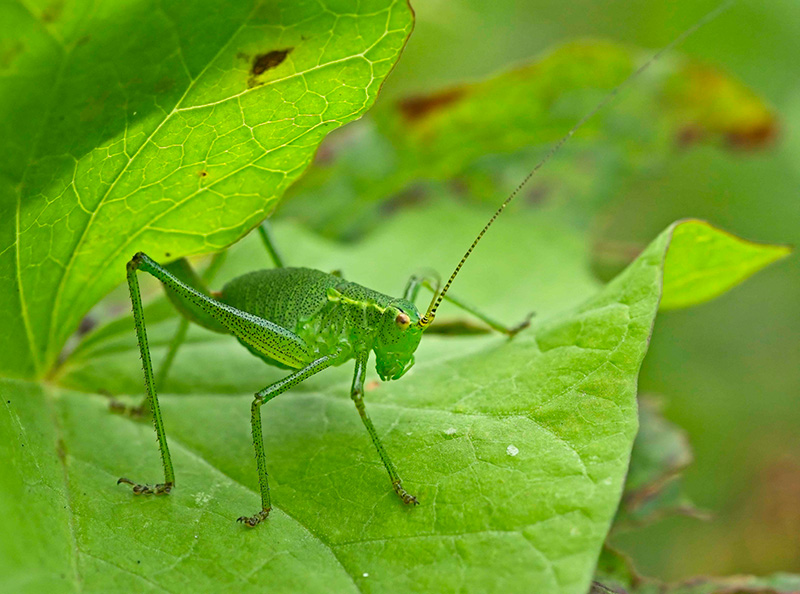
xmin=118 ymin=2 xmax=734 ymax=526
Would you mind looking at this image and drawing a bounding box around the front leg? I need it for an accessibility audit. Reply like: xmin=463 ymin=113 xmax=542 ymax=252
xmin=350 ymin=350 xmax=418 ymax=506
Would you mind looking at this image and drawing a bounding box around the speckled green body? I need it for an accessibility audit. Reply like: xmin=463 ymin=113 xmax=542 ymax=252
xmin=219 ymin=267 xmax=423 ymax=379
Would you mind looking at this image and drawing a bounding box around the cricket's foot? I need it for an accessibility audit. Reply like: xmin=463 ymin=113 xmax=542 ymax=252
xmin=117 ymin=477 xmax=173 ymax=495
xmin=108 ymin=398 xmax=148 ymax=420
xmin=507 ymin=312 xmax=535 ymax=338
xmin=237 ymin=508 xmax=271 ymax=527
xmin=393 ymin=480 xmax=419 ymax=506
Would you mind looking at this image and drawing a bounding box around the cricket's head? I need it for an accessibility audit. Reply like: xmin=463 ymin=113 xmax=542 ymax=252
xmin=374 ymin=298 xmax=424 ymax=381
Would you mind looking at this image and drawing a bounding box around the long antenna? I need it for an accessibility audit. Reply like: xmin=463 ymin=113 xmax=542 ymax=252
xmin=419 ymin=0 xmax=736 ymax=328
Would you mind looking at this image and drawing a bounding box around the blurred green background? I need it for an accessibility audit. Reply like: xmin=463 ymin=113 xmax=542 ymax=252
xmin=284 ymin=0 xmax=800 ymax=581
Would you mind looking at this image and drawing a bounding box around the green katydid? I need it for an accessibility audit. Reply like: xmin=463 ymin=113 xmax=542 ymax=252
xmin=117 ymin=1 xmax=734 ymax=527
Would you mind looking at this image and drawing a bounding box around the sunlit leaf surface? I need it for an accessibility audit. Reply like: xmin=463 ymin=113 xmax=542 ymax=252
xmin=0 ymin=0 xmax=413 ymax=377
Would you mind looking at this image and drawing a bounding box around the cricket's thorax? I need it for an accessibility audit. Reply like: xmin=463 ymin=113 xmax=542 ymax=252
xmin=218 ymin=267 xmax=422 ymax=375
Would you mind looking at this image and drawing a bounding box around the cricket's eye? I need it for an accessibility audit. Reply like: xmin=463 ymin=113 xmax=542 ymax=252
xmin=395 ymin=311 xmax=411 ymax=330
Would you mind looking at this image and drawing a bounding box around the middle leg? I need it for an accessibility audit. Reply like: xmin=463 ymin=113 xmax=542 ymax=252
xmin=238 ymin=352 xmax=342 ymax=527
xmin=350 ymin=350 xmax=418 ymax=505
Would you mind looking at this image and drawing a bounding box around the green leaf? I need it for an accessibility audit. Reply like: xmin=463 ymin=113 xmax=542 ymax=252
xmin=0 ymin=0 xmax=414 ymax=379
xmin=660 ymin=220 xmax=791 ymax=310
xmin=281 ymin=41 xmax=778 ymax=238
xmin=2 ymin=206 xmax=787 ymax=593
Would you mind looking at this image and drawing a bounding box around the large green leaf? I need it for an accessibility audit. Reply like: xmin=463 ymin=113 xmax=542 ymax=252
xmin=0 ymin=0 xmax=413 ymax=379
xmin=2 ymin=204 xmax=788 ymax=593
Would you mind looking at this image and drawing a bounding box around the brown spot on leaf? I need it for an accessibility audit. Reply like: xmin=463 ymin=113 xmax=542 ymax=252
xmin=79 ymin=90 xmax=110 ymax=122
xmin=677 ymin=119 xmax=778 ymax=151
xmin=398 ymin=88 xmax=466 ymax=122
xmin=41 ymin=0 xmax=64 ymax=23
xmin=676 ymin=125 xmax=704 ymax=147
xmin=526 ymin=184 xmax=550 ymax=206
xmin=199 ymin=170 xmax=208 ymax=177
xmin=153 ymin=77 xmax=175 ymax=94
xmin=251 ymin=48 xmax=293 ymax=76
xmin=0 ymin=41 xmax=24 ymax=70
xmin=77 ymin=315 xmax=96 ymax=337
xmin=380 ymin=186 xmax=427 ymax=217
xmin=726 ymin=120 xmax=778 ymax=150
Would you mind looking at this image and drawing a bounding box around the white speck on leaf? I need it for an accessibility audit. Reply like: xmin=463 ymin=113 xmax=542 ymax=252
xmin=444 ymin=427 xmax=457 ymax=435
xmin=194 ymin=492 xmax=211 ymax=505
xmin=506 ymin=444 xmax=519 ymax=456
xmin=362 ymin=573 xmax=369 ymax=578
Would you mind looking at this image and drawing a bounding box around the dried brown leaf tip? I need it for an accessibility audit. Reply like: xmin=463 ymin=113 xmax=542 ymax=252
xmin=671 ymin=63 xmax=778 ymax=151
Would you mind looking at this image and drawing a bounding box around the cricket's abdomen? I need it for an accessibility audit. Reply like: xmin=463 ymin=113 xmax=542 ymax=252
xmin=217 ymin=268 xmax=347 ymax=368
xmin=219 ymin=267 xmax=340 ymax=332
